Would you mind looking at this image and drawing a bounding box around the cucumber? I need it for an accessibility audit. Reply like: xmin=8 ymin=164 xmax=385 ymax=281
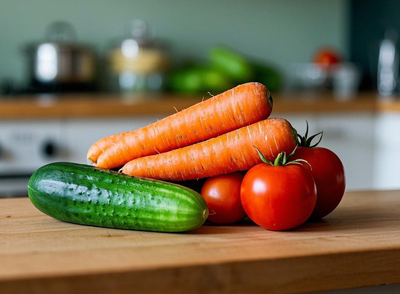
xmin=208 ymin=46 xmax=255 ymax=82
xmin=28 ymin=162 xmax=209 ymax=233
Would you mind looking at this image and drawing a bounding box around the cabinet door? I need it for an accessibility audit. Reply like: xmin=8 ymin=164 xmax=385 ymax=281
xmin=373 ymin=113 xmax=400 ymax=190
xmin=315 ymin=113 xmax=375 ymax=190
xmin=64 ymin=116 xmax=164 ymax=164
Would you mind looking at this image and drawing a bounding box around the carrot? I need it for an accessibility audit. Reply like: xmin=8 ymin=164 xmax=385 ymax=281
xmin=121 ymin=118 xmax=297 ymax=181
xmin=87 ymin=82 xmax=273 ymax=169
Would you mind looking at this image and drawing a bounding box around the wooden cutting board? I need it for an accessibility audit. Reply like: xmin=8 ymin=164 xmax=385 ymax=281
xmin=1 ymin=190 xmax=400 ymax=294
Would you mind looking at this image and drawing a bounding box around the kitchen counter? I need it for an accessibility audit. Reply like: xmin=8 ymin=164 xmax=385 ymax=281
xmin=1 ymin=91 xmax=399 ymax=119
xmin=1 ymin=190 xmax=400 ymax=294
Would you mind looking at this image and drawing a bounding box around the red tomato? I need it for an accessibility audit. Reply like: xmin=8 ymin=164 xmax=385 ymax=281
xmin=292 ymin=146 xmax=346 ymax=219
xmin=313 ymin=48 xmax=341 ymax=69
xmin=201 ymin=172 xmax=246 ymax=224
xmin=240 ymin=163 xmax=317 ymax=231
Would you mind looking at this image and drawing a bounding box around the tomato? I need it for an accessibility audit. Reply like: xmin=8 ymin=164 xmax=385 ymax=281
xmin=292 ymin=146 xmax=345 ymax=219
xmin=240 ymin=160 xmax=317 ymax=231
xmin=313 ymin=47 xmax=341 ymax=69
xmin=201 ymin=172 xmax=246 ymax=224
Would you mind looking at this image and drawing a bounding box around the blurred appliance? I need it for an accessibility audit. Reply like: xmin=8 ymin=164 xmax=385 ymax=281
xmin=349 ymin=0 xmax=400 ymax=91
xmin=377 ymin=29 xmax=399 ymax=96
xmin=22 ymin=21 xmax=97 ymax=93
xmin=107 ymin=20 xmax=170 ymax=94
xmin=0 ymin=116 xmax=163 ymax=198
xmin=0 ymin=121 xmax=67 ymax=198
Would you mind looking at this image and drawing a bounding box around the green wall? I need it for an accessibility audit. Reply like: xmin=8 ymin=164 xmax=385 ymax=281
xmin=0 ymin=0 xmax=349 ymax=89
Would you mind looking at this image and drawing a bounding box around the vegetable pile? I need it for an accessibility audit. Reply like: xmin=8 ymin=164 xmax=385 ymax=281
xmin=28 ymin=82 xmax=346 ymax=232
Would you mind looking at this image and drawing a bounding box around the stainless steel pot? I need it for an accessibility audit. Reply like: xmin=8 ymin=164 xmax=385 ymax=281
xmin=23 ymin=21 xmax=97 ymax=92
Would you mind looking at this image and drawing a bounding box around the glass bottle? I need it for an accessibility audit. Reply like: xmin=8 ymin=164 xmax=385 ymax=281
xmin=108 ymin=20 xmax=169 ymax=94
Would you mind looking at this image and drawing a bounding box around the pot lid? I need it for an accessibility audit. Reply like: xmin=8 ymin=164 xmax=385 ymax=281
xmin=23 ymin=21 xmax=92 ymax=52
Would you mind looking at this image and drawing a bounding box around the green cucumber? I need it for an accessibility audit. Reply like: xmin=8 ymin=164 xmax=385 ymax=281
xmin=209 ymin=46 xmax=255 ymax=82
xmin=28 ymin=162 xmax=209 ymax=233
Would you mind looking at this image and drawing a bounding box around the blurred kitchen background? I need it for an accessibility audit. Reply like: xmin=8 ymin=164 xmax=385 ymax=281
xmin=1 ymin=0 xmax=400 ymax=197
xmin=0 ymin=0 xmax=349 ymax=94
xmin=1 ymin=0 xmax=398 ymax=95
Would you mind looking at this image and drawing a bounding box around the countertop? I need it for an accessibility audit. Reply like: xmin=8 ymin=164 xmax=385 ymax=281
xmin=1 ymin=91 xmax=400 ymax=120
xmin=1 ymin=190 xmax=400 ymax=294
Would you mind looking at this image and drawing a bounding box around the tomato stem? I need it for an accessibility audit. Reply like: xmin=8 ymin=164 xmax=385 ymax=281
xmin=254 ymin=146 xmax=309 ymax=167
xmin=296 ymin=120 xmax=323 ymax=148
xmin=274 ymin=152 xmax=286 ymax=166
xmin=254 ymin=146 xmax=273 ymax=165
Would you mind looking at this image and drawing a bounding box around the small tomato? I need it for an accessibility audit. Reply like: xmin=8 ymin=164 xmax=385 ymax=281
xmin=313 ymin=47 xmax=341 ymax=69
xmin=292 ymin=124 xmax=346 ymax=219
xmin=201 ymin=172 xmax=246 ymax=224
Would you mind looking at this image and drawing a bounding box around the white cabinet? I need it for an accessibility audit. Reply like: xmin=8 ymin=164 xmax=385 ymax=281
xmin=275 ymin=112 xmax=376 ymax=191
xmin=373 ymin=113 xmax=400 ymax=190
xmin=59 ymin=111 xmax=400 ymax=190
xmin=2 ymin=110 xmax=398 ymax=191
xmin=315 ymin=113 xmax=375 ymax=191
xmin=60 ymin=112 xmax=399 ymax=191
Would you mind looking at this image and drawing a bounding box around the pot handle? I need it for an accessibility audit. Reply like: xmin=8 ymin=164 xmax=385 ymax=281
xmin=45 ymin=21 xmax=77 ymax=43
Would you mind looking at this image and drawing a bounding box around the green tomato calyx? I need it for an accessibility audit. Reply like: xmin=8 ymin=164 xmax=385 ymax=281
xmin=296 ymin=120 xmax=323 ymax=148
xmin=254 ymin=146 xmax=309 ymax=167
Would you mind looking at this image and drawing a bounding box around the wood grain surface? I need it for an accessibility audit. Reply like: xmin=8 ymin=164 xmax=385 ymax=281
xmin=1 ymin=190 xmax=400 ymax=293
xmin=0 ymin=92 xmax=395 ymax=120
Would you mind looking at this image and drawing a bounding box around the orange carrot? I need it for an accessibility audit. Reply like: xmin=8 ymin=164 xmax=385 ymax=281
xmin=121 ymin=118 xmax=297 ymax=181
xmin=87 ymin=82 xmax=273 ymax=169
